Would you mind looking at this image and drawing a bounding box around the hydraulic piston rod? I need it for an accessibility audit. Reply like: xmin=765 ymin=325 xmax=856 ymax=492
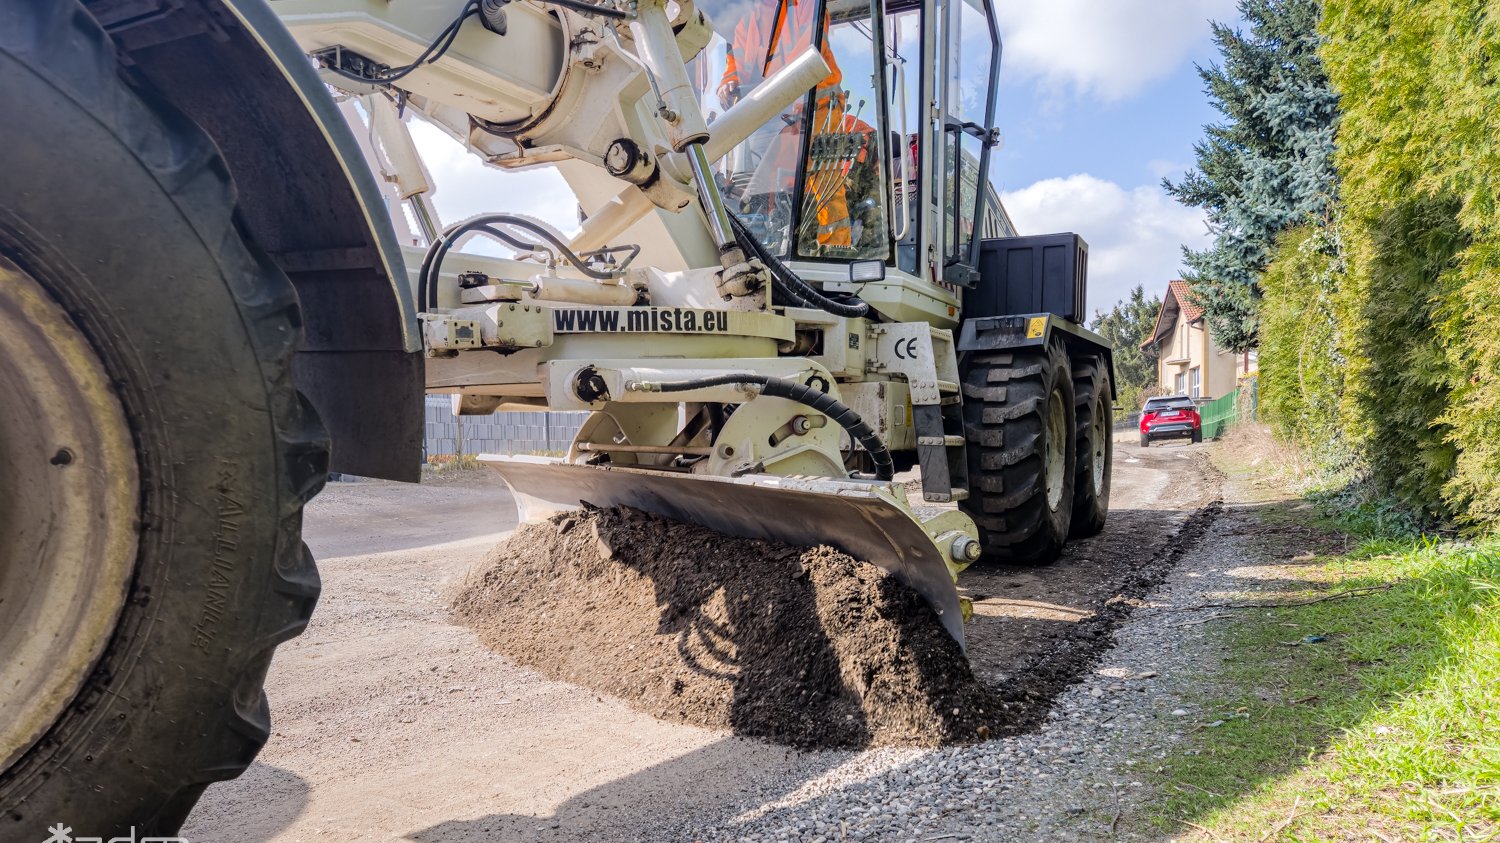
xmin=568 ymin=45 xmax=831 ymax=257
xmin=630 ymin=0 xmax=765 ymax=297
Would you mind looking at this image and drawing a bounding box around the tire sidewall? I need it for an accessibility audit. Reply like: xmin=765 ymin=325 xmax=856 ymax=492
xmin=1 ymin=9 xmax=316 ymax=833
xmin=1093 ymin=384 xmax=1113 ymax=508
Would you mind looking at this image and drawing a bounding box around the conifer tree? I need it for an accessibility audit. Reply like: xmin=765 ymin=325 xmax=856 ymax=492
xmin=1165 ymin=0 xmax=1339 ymax=351
xmin=1091 ymin=285 xmax=1163 ymax=410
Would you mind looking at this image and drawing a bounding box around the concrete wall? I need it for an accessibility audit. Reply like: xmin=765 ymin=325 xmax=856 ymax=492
xmin=424 ymin=396 xmax=589 ymax=457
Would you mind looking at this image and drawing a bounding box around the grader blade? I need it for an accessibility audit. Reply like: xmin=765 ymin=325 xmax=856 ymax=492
xmin=482 ymin=455 xmax=966 ymax=647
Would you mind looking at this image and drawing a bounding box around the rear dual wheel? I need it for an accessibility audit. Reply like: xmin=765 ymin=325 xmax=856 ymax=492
xmin=1 ymin=3 xmax=326 ymax=834
xmin=1069 ymin=356 xmax=1112 ymax=537
xmin=959 ymin=341 xmax=1077 ymax=564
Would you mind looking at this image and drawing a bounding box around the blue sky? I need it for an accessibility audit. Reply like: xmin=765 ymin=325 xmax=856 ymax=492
xmin=995 ymin=56 xmax=1221 ymax=193
xmin=406 ymin=0 xmax=1240 ymax=315
xmin=987 ymin=0 xmax=1240 ymax=314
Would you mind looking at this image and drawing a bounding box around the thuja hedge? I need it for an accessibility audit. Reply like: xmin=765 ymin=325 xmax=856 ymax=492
xmin=1314 ymin=0 xmax=1500 ymax=525
xmin=1258 ymin=226 xmax=1346 ymax=458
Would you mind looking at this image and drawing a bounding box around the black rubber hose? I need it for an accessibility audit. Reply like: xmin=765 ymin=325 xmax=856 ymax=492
xmin=772 ymin=277 xmax=809 ymax=307
xmin=421 ymin=214 xmax=618 ymax=309
xmin=325 ymin=1 xmax=480 ymax=85
xmin=544 ymin=0 xmax=631 ymax=19
xmin=727 ymin=212 xmax=871 ymax=319
xmin=648 ymin=373 xmax=894 ymax=480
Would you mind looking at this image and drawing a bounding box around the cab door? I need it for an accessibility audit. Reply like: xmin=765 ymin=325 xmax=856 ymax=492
xmin=934 ymin=0 xmax=1000 ymax=285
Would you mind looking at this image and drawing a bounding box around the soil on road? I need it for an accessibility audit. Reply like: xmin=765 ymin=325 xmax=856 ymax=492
xmin=184 ymin=440 xmax=1219 ymax=842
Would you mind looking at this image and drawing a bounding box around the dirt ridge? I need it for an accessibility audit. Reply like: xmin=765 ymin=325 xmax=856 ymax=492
xmin=451 ymin=455 xmax=1226 ymax=749
xmin=451 ymin=504 xmax=1008 ymax=749
xmin=984 ymin=498 xmax=1225 ymax=734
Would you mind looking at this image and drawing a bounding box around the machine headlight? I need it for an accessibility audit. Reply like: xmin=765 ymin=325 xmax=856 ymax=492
xmin=849 ymin=260 xmax=886 ymax=282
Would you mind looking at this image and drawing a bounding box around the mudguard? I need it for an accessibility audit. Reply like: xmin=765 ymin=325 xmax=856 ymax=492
xmin=83 ymin=0 xmax=424 ymax=480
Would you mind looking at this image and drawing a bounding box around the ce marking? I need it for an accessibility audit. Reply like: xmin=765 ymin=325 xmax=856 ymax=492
xmin=893 ymin=337 xmax=920 ymax=360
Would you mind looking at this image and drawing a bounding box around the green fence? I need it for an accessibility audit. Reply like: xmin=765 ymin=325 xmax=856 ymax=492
xmin=1200 ymin=385 xmax=1252 ymax=440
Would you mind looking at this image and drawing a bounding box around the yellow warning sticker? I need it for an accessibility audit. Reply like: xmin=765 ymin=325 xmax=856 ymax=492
xmin=1026 ymin=316 xmax=1047 ymax=339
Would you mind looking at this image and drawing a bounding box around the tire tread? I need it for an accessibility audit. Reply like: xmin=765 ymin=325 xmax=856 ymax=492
xmin=959 ymin=342 xmax=1075 ymax=564
xmin=0 ymin=1 xmax=327 ymax=830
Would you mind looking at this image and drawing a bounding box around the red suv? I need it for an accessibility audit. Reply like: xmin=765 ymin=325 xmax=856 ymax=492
xmin=1140 ymin=395 xmax=1202 ymax=447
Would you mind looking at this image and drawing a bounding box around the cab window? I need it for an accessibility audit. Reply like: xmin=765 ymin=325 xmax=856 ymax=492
xmin=792 ymin=0 xmax=892 ymax=262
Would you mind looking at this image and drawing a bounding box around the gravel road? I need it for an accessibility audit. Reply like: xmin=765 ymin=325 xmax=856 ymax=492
xmin=185 ymin=440 xmax=1240 ymax=842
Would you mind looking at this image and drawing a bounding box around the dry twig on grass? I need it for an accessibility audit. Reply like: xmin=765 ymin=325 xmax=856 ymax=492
xmin=1174 ymin=780 xmax=1223 ymax=798
xmin=1110 ymin=781 xmax=1122 ymax=835
xmin=1257 ymin=795 xmax=1303 ymax=842
xmin=1181 ymin=819 xmax=1227 ymax=842
xmin=1168 ymin=612 xmax=1234 ymax=628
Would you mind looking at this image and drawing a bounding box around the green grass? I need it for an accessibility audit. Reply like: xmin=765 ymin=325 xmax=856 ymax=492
xmin=1143 ymin=493 xmax=1500 ymax=839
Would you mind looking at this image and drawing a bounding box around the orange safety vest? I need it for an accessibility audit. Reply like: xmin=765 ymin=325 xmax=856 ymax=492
xmin=804 ymin=97 xmax=875 ymax=249
xmin=719 ymin=0 xmax=871 ymax=250
xmin=719 ymin=0 xmax=840 ymax=100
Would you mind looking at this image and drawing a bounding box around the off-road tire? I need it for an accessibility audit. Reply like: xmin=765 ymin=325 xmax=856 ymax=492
xmin=0 ymin=3 xmax=326 ymax=835
xmin=958 ymin=341 xmax=1076 ymax=564
xmin=1069 ymin=356 xmax=1112 ymax=537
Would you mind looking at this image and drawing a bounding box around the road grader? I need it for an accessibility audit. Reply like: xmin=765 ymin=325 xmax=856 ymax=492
xmin=0 ymin=0 xmax=1113 ymax=833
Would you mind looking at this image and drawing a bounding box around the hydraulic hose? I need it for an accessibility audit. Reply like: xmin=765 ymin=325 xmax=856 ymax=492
xmin=324 ymin=1 xmax=480 ymax=85
xmin=420 ymin=214 xmax=622 ymax=310
xmin=543 ymin=0 xmax=631 ymax=19
xmin=727 ymin=212 xmax=871 ymax=319
xmin=641 ymin=373 xmax=894 ymax=480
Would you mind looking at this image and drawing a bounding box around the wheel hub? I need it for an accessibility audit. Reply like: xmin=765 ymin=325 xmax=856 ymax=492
xmin=0 ymin=254 xmax=139 ymax=772
xmin=1045 ymin=391 xmax=1067 ymax=511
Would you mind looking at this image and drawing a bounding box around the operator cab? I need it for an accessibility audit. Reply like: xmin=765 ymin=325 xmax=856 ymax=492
xmin=688 ymin=0 xmax=1014 ymax=291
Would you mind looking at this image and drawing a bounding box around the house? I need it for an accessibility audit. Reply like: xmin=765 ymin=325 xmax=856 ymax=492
xmin=1141 ymin=280 xmax=1251 ymax=401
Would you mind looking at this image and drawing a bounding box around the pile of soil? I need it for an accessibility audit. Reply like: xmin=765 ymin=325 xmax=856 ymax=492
xmin=450 ymin=505 xmax=1007 ymax=749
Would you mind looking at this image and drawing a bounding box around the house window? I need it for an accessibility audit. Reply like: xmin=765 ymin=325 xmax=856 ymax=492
xmin=1174 ymin=372 xmax=1186 ymax=394
xmin=1178 ymin=324 xmax=1188 ymax=359
xmin=1189 ymin=366 xmax=1201 ymax=399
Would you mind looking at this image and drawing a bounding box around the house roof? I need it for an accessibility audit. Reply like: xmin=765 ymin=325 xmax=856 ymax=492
xmin=1167 ymin=280 xmax=1204 ymax=321
xmin=1141 ymin=280 xmax=1205 ymax=350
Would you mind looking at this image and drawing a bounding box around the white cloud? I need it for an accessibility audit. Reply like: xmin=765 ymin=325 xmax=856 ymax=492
xmin=407 ymin=119 xmax=580 ymax=241
xmin=1000 ymin=174 xmax=1209 ymax=314
xmin=995 ymin=0 xmax=1235 ymax=101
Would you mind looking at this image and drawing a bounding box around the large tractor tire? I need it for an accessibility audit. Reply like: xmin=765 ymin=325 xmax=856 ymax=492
xmin=959 ymin=341 xmax=1076 ymax=564
xmin=0 ymin=3 xmax=326 ymax=836
xmin=1069 ymin=355 xmax=1113 ymax=537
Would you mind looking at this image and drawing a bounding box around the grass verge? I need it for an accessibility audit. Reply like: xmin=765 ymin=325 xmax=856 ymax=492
xmin=1143 ymin=446 xmax=1500 ymax=840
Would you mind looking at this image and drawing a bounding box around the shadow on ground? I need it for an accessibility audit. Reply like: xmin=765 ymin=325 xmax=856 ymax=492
xmin=405 ymin=738 xmax=852 ymax=842
xmin=182 ymin=763 xmax=308 ymax=842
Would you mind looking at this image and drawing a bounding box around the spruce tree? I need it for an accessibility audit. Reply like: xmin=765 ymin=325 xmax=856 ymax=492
xmin=1165 ymin=0 xmax=1339 ymax=351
